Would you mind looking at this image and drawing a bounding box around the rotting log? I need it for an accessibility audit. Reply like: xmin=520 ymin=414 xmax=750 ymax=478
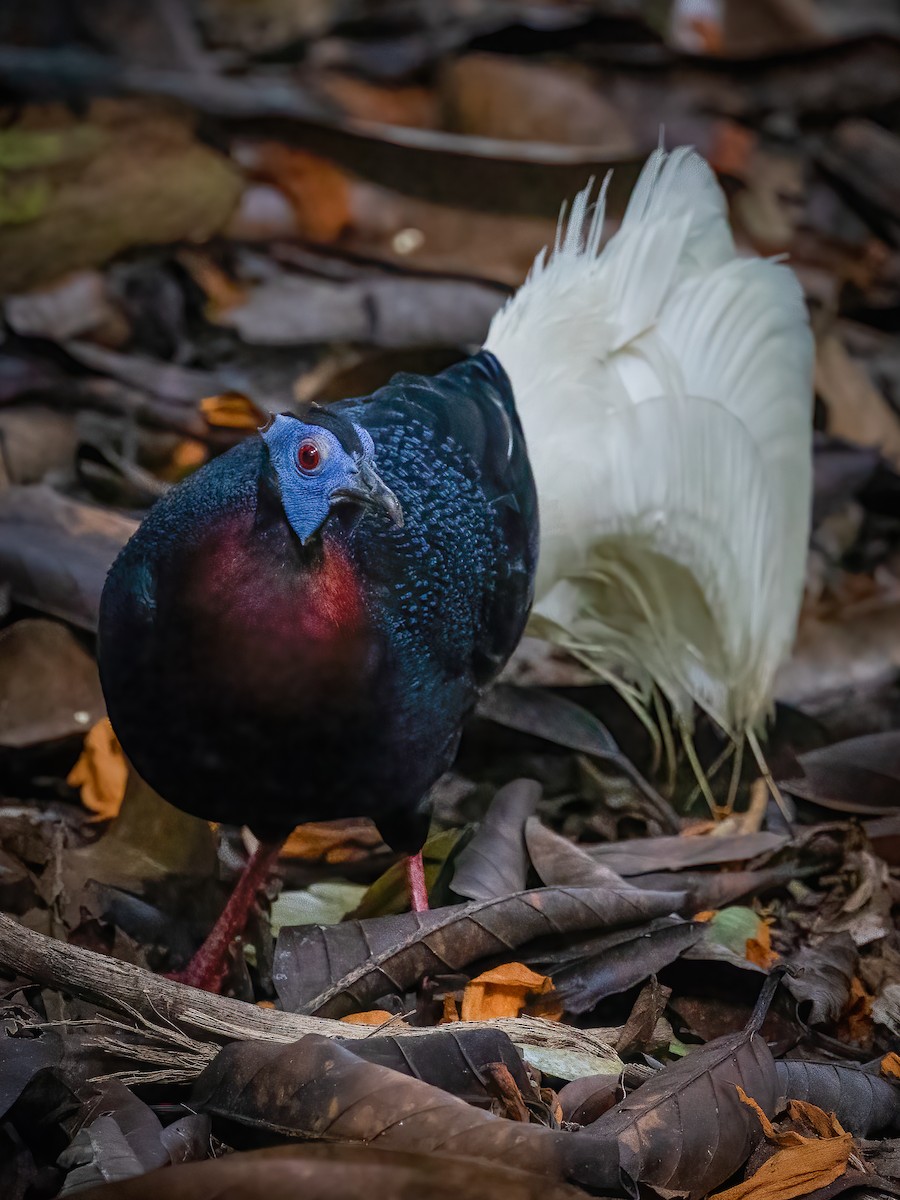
xmin=0 ymin=912 xmax=635 ymax=1082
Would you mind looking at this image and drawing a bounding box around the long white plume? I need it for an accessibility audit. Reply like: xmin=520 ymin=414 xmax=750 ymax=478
xmin=485 ymin=146 xmax=813 ymax=737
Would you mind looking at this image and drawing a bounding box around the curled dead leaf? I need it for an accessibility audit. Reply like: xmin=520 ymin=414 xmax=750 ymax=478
xmin=711 ymin=1135 xmax=853 ymax=1200
xmin=583 ymin=980 xmax=781 ymax=1199
xmin=775 ymin=1060 xmax=900 ymax=1137
xmin=786 ymin=1100 xmax=848 ymax=1141
xmin=190 ymin=1034 xmax=620 ymax=1193
xmin=76 ymin=1143 xmax=593 ymax=1200
xmin=718 ymin=1087 xmax=854 ymax=1200
xmin=274 ymin=884 xmax=684 ymax=1018
xmin=746 ymin=922 xmax=780 ymax=970
xmin=460 ymin=963 xmax=553 ymax=1022
xmin=67 ymin=717 xmax=128 ymax=821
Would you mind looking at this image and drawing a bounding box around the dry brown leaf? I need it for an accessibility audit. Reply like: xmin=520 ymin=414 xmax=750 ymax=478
xmin=0 ymin=485 xmax=137 ymax=631
xmin=281 ymin=819 xmax=384 ymax=864
xmin=460 ymin=962 xmax=553 ymax=1022
xmin=77 ymin=1143 xmax=593 ymax=1200
xmin=67 ymin=717 xmax=128 ymax=821
xmin=720 ymin=0 xmax=825 ymax=55
xmin=244 ymin=145 xmax=351 ymax=242
xmin=816 ymin=333 xmax=900 ymax=469
xmin=776 ymin=1060 xmax=900 ymax=1137
xmin=317 ymin=73 xmax=437 ymax=129
xmin=440 ymin=54 xmax=634 ymax=151
xmin=586 ymin=1005 xmax=779 ymax=1197
xmin=881 ymin=1052 xmax=900 ymax=1079
xmin=191 ymin=1035 xmax=621 ymax=1192
xmin=732 ymin=144 xmax=806 ymax=254
xmin=0 ymin=619 xmax=106 ymax=747
xmin=339 ymin=1011 xmax=393 ymax=1027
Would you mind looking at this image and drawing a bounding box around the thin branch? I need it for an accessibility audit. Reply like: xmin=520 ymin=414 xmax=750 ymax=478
xmin=0 ymin=912 xmax=631 ymax=1070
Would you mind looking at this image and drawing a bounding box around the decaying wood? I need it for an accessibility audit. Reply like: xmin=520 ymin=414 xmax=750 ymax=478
xmin=0 ymin=912 xmax=628 ymax=1078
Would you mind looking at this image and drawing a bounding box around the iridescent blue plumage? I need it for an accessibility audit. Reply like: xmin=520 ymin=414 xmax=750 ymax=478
xmin=98 ymin=352 xmax=538 ymax=855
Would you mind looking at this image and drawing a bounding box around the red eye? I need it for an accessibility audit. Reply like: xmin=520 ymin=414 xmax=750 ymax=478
xmin=297 ymin=440 xmax=321 ymax=472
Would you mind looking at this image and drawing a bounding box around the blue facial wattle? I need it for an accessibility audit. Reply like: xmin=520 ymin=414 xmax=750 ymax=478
xmin=262 ymin=412 xmax=400 ymax=545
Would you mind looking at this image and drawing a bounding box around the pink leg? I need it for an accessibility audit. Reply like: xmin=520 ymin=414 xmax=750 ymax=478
xmin=168 ymin=837 xmax=284 ymax=992
xmin=405 ymin=850 xmax=429 ymax=913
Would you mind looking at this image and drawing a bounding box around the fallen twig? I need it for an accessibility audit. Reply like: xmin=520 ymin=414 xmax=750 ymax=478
xmin=0 ymin=912 xmax=628 ymax=1074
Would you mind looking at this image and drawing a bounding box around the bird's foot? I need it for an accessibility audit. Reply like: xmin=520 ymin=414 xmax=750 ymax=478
xmin=405 ymin=850 xmax=429 ymax=912
xmin=165 ymin=944 xmax=230 ymax=992
xmin=165 ymin=836 xmax=284 ymax=993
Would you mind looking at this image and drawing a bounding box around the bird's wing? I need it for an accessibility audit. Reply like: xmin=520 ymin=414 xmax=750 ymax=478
xmin=337 ymin=354 xmax=539 ymax=685
xmin=484 ymin=147 xmax=813 ymax=735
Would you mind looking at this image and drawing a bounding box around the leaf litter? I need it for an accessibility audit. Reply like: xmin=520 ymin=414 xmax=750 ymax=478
xmin=0 ymin=4 xmax=899 ymax=1199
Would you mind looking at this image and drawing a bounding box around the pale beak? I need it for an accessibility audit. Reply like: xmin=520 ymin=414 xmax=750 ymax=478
xmin=333 ymin=461 xmax=404 ymax=528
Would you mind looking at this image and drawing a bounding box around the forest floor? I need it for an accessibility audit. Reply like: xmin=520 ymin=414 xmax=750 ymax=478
xmin=0 ymin=3 xmax=899 ymax=1198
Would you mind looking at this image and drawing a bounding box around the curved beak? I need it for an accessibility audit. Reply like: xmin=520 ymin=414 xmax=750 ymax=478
xmin=333 ymin=461 xmax=404 ymax=528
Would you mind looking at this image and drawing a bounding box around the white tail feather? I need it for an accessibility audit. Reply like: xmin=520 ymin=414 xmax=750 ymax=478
xmin=485 ymin=147 xmax=813 ymax=736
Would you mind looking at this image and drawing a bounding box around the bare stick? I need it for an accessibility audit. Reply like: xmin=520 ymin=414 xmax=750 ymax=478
xmin=0 ymin=912 xmax=628 ymax=1069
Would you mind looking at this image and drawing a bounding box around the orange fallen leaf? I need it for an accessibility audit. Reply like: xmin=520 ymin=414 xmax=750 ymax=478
xmin=719 ymin=1086 xmax=853 ymax=1200
xmin=711 ymin=1134 xmax=853 ymax=1200
xmin=281 ymin=819 xmax=384 ymax=864
xmin=736 ymin=1086 xmax=847 ymax=1148
xmin=710 ymin=1132 xmax=854 ymax=1200
xmin=735 ymin=1085 xmax=787 ymax=1143
xmin=836 ymin=976 xmax=874 ymax=1045
xmin=786 ymin=1100 xmax=846 ymax=1140
xmin=200 ymin=392 xmax=269 ymax=431
xmin=317 ymin=73 xmax=437 ymax=128
xmin=440 ymin=996 xmax=460 ymax=1023
xmin=246 ymin=145 xmax=351 ymax=243
xmin=746 ymin=920 xmax=779 ymax=970
xmin=339 ymin=1010 xmax=393 ymax=1026
xmin=460 ymin=962 xmax=554 ymax=1022
xmin=169 ymin=438 xmax=207 ymax=473
xmin=694 ymin=910 xmax=717 ymax=922
xmin=67 ymin=718 xmax=128 ymax=821
xmin=881 ymin=1052 xmax=900 ymax=1080
xmin=178 ymin=248 xmax=247 ymax=317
